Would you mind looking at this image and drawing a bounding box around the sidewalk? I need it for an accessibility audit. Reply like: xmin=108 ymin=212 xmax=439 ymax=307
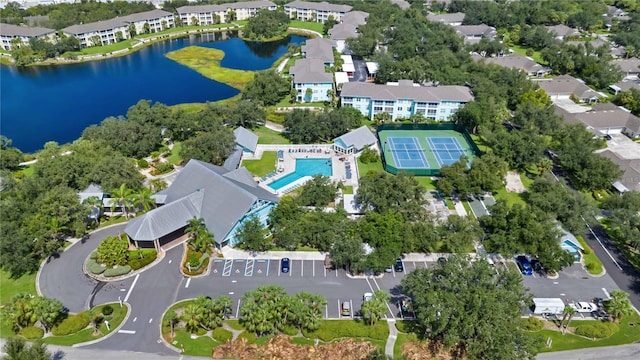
xmin=385 ymin=319 xmax=397 ymax=358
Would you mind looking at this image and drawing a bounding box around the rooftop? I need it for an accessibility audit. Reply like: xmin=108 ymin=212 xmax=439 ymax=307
xmin=340 ymin=81 xmax=474 ymax=103
xmin=333 ymin=125 xmax=377 ymax=151
xmin=611 ymin=58 xmax=640 ymax=73
xmin=63 ymin=9 xmax=173 ymax=34
xmin=290 ymin=58 xmax=333 ymax=83
xmin=546 ymin=24 xmax=580 ymax=37
xmin=285 ymin=0 xmax=352 ymax=13
xmin=426 ymin=12 xmax=465 ymax=25
xmin=177 ymin=1 xmax=276 ymax=13
xmin=301 ymin=37 xmax=336 ymax=63
xmin=0 ymin=23 xmax=55 ymax=37
xmin=537 ymin=75 xmax=601 ymax=100
xmin=478 ymin=53 xmax=549 ymax=74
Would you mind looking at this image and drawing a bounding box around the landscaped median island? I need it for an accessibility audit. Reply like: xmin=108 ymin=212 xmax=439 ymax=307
xmin=1 ymin=292 xmax=128 ymax=346
xmin=85 ymin=234 xmax=158 ymax=279
xmin=165 ymin=46 xmax=255 ymax=90
xmin=162 ymin=286 xmax=388 ymax=359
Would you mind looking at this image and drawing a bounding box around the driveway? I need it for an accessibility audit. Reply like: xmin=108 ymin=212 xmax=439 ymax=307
xmin=39 ymin=224 xmax=131 ymax=313
xmin=351 ymin=58 xmax=367 ymax=82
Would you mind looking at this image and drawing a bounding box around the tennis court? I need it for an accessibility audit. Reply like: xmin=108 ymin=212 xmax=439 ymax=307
xmin=377 ymin=124 xmax=478 ymax=176
xmin=426 ymin=137 xmax=468 ymax=167
xmin=386 ymin=137 xmax=429 ymax=169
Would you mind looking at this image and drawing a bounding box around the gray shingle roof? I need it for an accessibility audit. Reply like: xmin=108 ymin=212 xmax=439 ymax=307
xmin=478 ymin=54 xmax=549 ymax=74
xmin=341 ymin=11 xmax=368 ymax=26
xmin=426 ymin=12 xmax=465 ymax=24
xmin=545 ymin=25 xmax=580 ymax=37
xmin=340 ymin=81 xmax=474 ymax=103
xmin=301 ymin=37 xmax=336 ymax=63
xmin=537 ymin=75 xmax=601 ymax=100
xmin=0 ymin=23 xmax=55 ymax=37
xmin=328 ymin=23 xmax=358 ymax=40
xmin=290 ymin=58 xmax=333 ymax=83
xmin=285 ymin=1 xmax=352 ymax=13
xmin=63 ymin=9 xmax=172 ymax=34
xmin=223 ymin=146 xmax=243 ymax=171
xmin=334 ymin=126 xmax=377 ymax=151
xmin=597 ymin=150 xmax=640 ymax=192
xmin=125 ymin=160 xmax=278 ymax=243
xmin=234 ymin=126 xmax=258 ymax=153
xmin=455 ymin=24 xmax=495 ymax=38
xmin=612 ymin=58 xmax=640 ymax=73
xmin=78 ymin=183 xmax=104 ymax=203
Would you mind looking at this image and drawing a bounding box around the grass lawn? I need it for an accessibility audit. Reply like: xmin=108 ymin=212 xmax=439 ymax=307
xmin=173 ymin=329 xmax=219 ymax=356
xmin=167 ymin=141 xmax=182 ymax=165
xmin=170 ymin=102 xmax=208 ymax=113
xmin=224 ymin=320 xmax=244 ymax=331
xmin=342 ymin=185 xmax=354 ymax=195
xmin=289 ymin=20 xmax=324 ymax=34
xmin=78 ymin=40 xmax=135 ymax=55
xmin=575 ymin=235 xmax=604 ymax=275
xmin=302 ymin=320 xmax=388 ymax=341
xmin=275 ymin=96 xmax=327 ymax=108
xmin=281 ymin=55 xmax=302 ymax=75
xmin=43 ymin=303 xmax=128 ymax=345
xmin=394 ymin=332 xmax=418 ymax=359
xmin=509 ymin=44 xmax=546 ymax=65
xmin=536 ymin=313 xmax=640 ymax=352
xmin=462 ymin=201 xmax=474 ymax=218
xmin=165 ymin=46 xmax=254 ymax=89
xmin=356 ymin=157 xmax=436 ymax=190
xmin=242 ymin=151 xmax=277 ymax=177
xmin=0 ymin=270 xmax=37 ymax=305
xmin=494 ymin=172 xmax=531 ymax=206
xmin=97 ymin=215 xmax=128 ymax=228
xmin=253 ymin=126 xmax=290 ymax=144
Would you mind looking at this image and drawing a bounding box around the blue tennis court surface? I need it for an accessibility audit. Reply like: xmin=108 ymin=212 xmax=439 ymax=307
xmin=426 ymin=137 xmax=467 ymax=167
xmin=387 ymin=137 xmax=429 ymax=169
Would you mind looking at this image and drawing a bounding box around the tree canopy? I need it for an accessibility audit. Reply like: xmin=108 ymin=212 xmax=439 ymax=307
xmin=401 ymin=254 xmax=541 ymax=359
xmin=242 ymin=9 xmax=290 ymax=40
xmin=356 ymin=172 xmax=426 ymax=221
xmin=242 ymin=70 xmax=291 ymax=106
xmin=283 ymin=108 xmax=364 ymax=143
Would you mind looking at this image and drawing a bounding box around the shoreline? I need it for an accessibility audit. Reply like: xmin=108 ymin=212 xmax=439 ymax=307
xmin=0 ymin=26 xmax=319 ymax=68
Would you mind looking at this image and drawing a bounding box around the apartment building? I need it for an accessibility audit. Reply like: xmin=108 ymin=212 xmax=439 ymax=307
xmin=340 ymin=80 xmax=474 ymax=121
xmin=62 ymin=9 xmax=174 ymax=48
xmin=284 ymin=0 xmax=352 ymax=23
xmin=0 ymin=23 xmax=56 ymax=50
xmin=177 ymin=1 xmax=277 ymax=26
xmin=290 ymin=58 xmax=334 ymax=102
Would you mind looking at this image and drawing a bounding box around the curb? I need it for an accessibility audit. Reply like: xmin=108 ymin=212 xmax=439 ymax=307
xmin=72 ymin=301 xmax=132 ymax=348
xmin=179 ymin=243 xmax=214 ymax=278
xmin=83 ymin=247 xmax=166 ymax=283
xmin=157 ymin=299 xmax=198 ymax=354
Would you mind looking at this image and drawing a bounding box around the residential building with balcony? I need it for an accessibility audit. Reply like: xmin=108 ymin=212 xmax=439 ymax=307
xmin=62 ymin=9 xmax=174 ymax=48
xmin=290 ymin=58 xmax=334 ymax=102
xmin=284 ymin=1 xmax=352 ymax=23
xmin=177 ymin=1 xmax=276 ymax=26
xmin=340 ymin=80 xmax=474 ymax=121
xmin=0 ymin=23 xmax=56 ymax=50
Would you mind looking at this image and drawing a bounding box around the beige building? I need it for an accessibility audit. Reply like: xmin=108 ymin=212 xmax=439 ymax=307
xmin=0 ymin=23 xmax=56 ymax=50
xmin=177 ymin=1 xmax=277 ymax=26
xmin=284 ymin=0 xmax=353 ymax=23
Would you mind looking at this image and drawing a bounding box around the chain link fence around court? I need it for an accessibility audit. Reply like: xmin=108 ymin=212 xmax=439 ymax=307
xmin=376 ymin=123 xmax=481 ymax=176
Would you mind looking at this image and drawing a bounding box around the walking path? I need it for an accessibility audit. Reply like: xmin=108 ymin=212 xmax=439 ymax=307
xmin=265 ymin=121 xmax=285 ymax=132
xmin=385 ymin=319 xmax=398 ymax=358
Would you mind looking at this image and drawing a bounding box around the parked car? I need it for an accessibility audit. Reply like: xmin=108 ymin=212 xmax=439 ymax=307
xmin=385 ymin=265 xmax=393 ymax=273
xmin=394 ymin=258 xmax=404 ymax=272
xmin=530 ymin=259 xmax=544 ymax=273
xmin=569 ymin=301 xmax=598 ymax=313
xmin=515 ymin=255 xmax=533 ymax=275
xmin=363 ymin=292 xmax=373 ymax=302
xmin=437 ymin=257 xmax=447 ymax=266
xmin=280 ymin=258 xmax=290 ymax=273
xmin=341 ymin=301 xmax=351 ymax=316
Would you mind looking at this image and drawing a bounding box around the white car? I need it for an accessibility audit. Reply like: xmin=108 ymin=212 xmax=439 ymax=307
xmin=569 ymin=302 xmax=598 ymax=313
xmin=363 ymin=292 xmax=373 ymax=302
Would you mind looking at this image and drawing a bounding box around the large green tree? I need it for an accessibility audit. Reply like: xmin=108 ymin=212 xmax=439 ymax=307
xmin=180 ymin=129 xmax=235 ymax=166
xmin=1 ymin=338 xmax=55 ymax=360
xmin=296 ymin=175 xmax=337 ymax=207
xmin=236 ymin=215 xmax=268 ymax=252
xmin=401 ymin=254 xmax=541 ymax=359
xmin=242 ymin=70 xmax=291 ymax=106
xmin=356 ymin=172 xmax=426 ymax=221
xmin=242 ymin=9 xmax=290 ymax=39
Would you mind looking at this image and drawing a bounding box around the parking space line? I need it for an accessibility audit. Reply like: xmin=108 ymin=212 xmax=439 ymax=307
xmin=337 ymin=299 xmax=341 ymax=317
xmin=392 ymin=269 xmax=396 ymax=278
xmin=312 ymin=260 xmax=315 ymax=277
xmin=403 ymin=263 xmax=407 ymax=275
xmin=235 ymin=299 xmax=241 ymax=318
xmin=602 ymin=288 xmax=611 ymax=299
xmin=278 ymin=259 xmax=281 ymax=277
xmin=244 ymin=259 xmax=254 ymax=277
xmin=325 ymin=304 xmax=328 ymax=319
xmin=350 ymin=299 xmax=354 ymax=319
xmin=265 ymin=259 xmax=270 ymax=276
xmin=324 ymin=265 xmax=326 ymax=277
xmin=301 ymin=260 xmax=304 ymax=277
xmin=424 ymin=261 xmax=428 ymax=268
xmin=222 ymin=259 xmax=233 ymax=277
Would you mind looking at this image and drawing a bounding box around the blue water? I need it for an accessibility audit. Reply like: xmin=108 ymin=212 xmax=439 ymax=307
xmin=0 ymin=32 xmax=306 ymax=153
xmin=268 ymin=158 xmax=333 ymax=191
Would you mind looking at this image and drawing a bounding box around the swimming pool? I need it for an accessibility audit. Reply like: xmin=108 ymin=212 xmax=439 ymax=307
xmin=268 ymin=158 xmax=333 ymax=191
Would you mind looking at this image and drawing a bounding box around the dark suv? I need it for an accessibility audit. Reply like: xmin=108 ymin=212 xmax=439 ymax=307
xmin=394 ymin=258 xmax=404 ymax=272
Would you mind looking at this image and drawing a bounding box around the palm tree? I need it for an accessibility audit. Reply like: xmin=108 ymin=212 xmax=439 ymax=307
xmin=184 ymin=217 xmax=213 ymax=253
xmin=132 ymin=187 xmax=155 ymax=213
xmin=83 ymin=196 xmax=103 ymax=225
xmin=605 ymin=290 xmax=634 ymax=323
xmin=47 ymin=217 xmax=67 ymax=240
xmin=111 ymin=184 xmax=132 ymax=219
xmin=561 ymin=306 xmax=576 ymax=334
xmin=149 ymin=179 xmax=167 ymax=192
xmin=185 ymin=217 xmax=205 ymax=240
xmin=182 ymin=303 xmax=204 ymax=333
xmin=165 ymin=310 xmax=178 ymax=339
xmin=536 ymin=158 xmax=554 ymax=175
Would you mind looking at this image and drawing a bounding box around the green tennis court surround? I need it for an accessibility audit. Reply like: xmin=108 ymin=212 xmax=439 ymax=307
xmin=377 ymin=123 xmax=481 ymax=176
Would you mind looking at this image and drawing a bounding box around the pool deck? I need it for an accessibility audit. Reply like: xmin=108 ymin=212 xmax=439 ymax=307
xmin=243 ymin=144 xmax=360 ymax=195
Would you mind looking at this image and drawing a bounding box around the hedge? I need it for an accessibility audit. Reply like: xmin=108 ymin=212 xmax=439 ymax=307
xmin=89 ymin=251 xmax=98 ymax=260
xmin=281 ymin=325 xmax=298 ymax=336
xmin=303 ymin=321 xmax=389 ymax=341
xmin=212 ymin=327 xmax=233 ymax=342
xmin=87 ymin=259 xmax=107 ymax=275
xmin=52 ymin=314 xmax=91 ymax=336
xmin=183 ymin=258 xmax=210 ymax=276
xmin=522 ymin=317 xmax=544 ymax=331
xmin=102 ymin=305 xmax=114 ymax=316
xmin=19 ymin=326 xmax=44 ymax=339
xmin=103 ymin=265 xmax=132 ymax=277
xmin=128 ymin=251 xmax=157 ymax=270
xmin=575 ymin=322 xmax=619 ymax=339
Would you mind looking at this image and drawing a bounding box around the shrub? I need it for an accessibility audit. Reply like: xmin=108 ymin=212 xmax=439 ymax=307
xmin=19 ymin=326 xmax=44 ymax=339
xmin=137 ymin=159 xmax=149 ymax=168
xmin=237 ymin=331 xmax=257 ymax=343
xmin=97 ymin=235 xmax=129 ymax=267
xmin=187 ymin=252 xmax=201 ymax=268
xmin=103 ymin=265 xmax=132 ymax=277
xmin=184 ymin=258 xmax=209 ymax=276
xmin=526 ymin=48 xmax=534 ymax=56
xmin=128 ymin=250 xmax=157 ymax=270
xmin=281 ymin=325 xmax=298 ymax=336
xmin=89 ymin=251 xmax=98 ymax=259
xmin=102 ymin=305 xmax=114 ymax=316
xmin=212 ymin=327 xmax=233 ymax=342
xmin=155 ymin=163 xmax=173 ymax=174
xmin=52 ymin=314 xmax=91 ymax=336
xmin=303 ymin=321 xmax=388 ymax=341
xmin=359 ymin=146 xmax=380 ymax=164
xmin=575 ymin=322 xmax=619 ymax=339
xmin=522 ymin=317 xmax=544 ymax=331
xmin=87 ymin=259 xmax=107 ymax=275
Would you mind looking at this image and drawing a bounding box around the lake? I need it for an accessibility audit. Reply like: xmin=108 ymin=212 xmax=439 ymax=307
xmin=0 ymin=31 xmax=306 ymax=153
